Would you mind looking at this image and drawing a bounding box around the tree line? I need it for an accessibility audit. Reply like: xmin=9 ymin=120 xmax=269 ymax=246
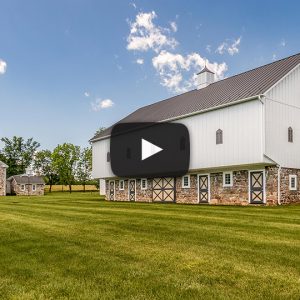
xmin=0 ymin=136 xmax=94 ymax=192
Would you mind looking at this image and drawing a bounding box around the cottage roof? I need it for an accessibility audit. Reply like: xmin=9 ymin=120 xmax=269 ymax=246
xmin=90 ymin=52 xmax=300 ymax=142
xmin=8 ymin=175 xmax=45 ymax=184
xmin=0 ymin=161 xmax=8 ymax=168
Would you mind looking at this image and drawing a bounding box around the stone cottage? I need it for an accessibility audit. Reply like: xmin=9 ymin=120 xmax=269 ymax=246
xmin=7 ymin=175 xmax=45 ymax=196
xmin=0 ymin=161 xmax=8 ymax=196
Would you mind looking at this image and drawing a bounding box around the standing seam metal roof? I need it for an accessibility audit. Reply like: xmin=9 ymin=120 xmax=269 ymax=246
xmin=90 ymin=53 xmax=300 ymax=142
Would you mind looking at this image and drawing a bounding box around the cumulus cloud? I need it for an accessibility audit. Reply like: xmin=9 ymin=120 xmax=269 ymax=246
xmin=126 ymin=11 xmax=229 ymax=93
xmin=0 ymin=59 xmax=7 ymax=75
xmin=152 ymin=50 xmax=227 ymax=93
xmin=136 ymin=58 xmax=144 ymax=64
xmin=170 ymin=21 xmax=177 ymax=32
xmin=216 ymin=37 xmax=242 ymax=56
xmin=84 ymin=91 xmax=90 ymax=97
xmin=91 ymin=99 xmax=114 ymax=112
xmin=127 ymin=11 xmax=177 ymax=53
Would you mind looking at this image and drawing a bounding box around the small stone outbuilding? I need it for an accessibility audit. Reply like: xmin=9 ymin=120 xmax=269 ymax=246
xmin=0 ymin=161 xmax=8 ymax=196
xmin=7 ymin=175 xmax=45 ymax=196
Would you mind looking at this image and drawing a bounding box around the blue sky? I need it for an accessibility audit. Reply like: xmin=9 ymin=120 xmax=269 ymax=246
xmin=0 ymin=0 xmax=300 ymax=150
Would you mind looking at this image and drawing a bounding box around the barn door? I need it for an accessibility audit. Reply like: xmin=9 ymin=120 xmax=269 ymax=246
xmin=198 ymin=175 xmax=210 ymax=203
xmin=109 ymin=180 xmax=115 ymax=201
xmin=250 ymin=171 xmax=264 ymax=204
xmin=128 ymin=179 xmax=136 ymax=201
xmin=153 ymin=177 xmax=175 ymax=202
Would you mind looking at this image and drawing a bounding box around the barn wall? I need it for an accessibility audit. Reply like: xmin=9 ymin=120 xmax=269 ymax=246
xmin=0 ymin=166 xmax=6 ymax=196
xmin=265 ymin=63 xmax=300 ymax=168
xmin=92 ymin=99 xmax=264 ymax=179
xmin=175 ymin=99 xmax=264 ymax=169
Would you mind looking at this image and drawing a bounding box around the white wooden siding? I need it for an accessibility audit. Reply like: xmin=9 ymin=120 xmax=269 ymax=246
xmin=92 ymin=137 xmax=114 ymax=178
xmin=92 ymin=99 xmax=264 ymax=178
xmin=175 ymin=99 xmax=264 ymax=170
xmin=265 ymin=63 xmax=300 ymax=168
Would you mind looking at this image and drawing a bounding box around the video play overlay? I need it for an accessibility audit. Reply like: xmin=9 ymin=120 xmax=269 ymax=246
xmin=110 ymin=122 xmax=190 ymax=178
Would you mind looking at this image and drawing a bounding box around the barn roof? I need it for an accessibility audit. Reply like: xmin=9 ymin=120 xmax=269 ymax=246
xmin=90 ymin=52 xmax=300 ymax=142
xmin=8 ymin=175 xmax=45 ymax=184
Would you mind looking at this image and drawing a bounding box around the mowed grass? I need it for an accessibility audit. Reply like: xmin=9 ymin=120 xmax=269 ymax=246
xmin=0 ymin=194 xmax=299 ymax=300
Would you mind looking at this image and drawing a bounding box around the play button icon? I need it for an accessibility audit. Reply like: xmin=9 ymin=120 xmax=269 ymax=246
xmin=141 ymin=138 xmax=163 ymax=160
xmin=110 ymin=122 xmax=190 ymax=178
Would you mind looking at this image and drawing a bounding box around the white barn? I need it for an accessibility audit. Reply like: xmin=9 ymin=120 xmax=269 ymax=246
xmin=90 ymin=53 xmax=300 ymax=205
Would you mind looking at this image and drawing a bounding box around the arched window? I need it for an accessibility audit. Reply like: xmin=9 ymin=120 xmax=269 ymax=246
xmin=288 ymin=127 xmax=293 ymax=143
xmin=216 ymin=129 xmax=223 ymax=144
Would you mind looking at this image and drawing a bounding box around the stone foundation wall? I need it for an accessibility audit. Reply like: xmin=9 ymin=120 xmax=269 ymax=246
xmin=210 ymin=170 xmax=249 ymax=205
xmin=176 ymin=175 xmax=198 ymax=204
xmin=0 ymin=166 xmax=6 ymax=196
xmin=104 ymin=166 xmax=300 ymax=205
xmin=279 ymin=168 xmax=300 ymax=204
xmin=265 ymin=166 xmax=279 ymax=205
xmin=135 ymin=179 xmax=152 ymax=202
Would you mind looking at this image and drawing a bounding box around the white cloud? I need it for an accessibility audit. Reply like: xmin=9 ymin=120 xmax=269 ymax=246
xmin=0 ymin=59 xmax=7 ymax=75
xmin=170 ymin=21 xmax=177 ymax=32
xmin=272 ymin=53 xmax=277 ymax=61
xmin=84 ymin=91 xmax=90 ymax=97
xmin=127 ymin=11 xmax=178 ymax=53
xmin=152 ymin=50 xmax=227 ymax=93
xmin=136 ymin=58 xmax=144 ymax=65
xmin=280 ymin=39 xmax=286 ymax=47
xmin=216 ymin=37 xmax=242 ymax=56
xmin=91 ymin=99 xmax=114 ymax=112
xmin=206 ymin=45 xmax=212 ymax=53
xmin=130 ymin=2 xmax=137 ymax=9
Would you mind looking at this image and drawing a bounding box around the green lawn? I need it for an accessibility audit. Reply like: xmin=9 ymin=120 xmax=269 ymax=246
xmin=0 ymin=193 xmax=299 ymax=300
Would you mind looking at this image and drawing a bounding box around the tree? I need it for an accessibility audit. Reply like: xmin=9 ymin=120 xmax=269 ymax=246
xmin=76 ymin=147 xmax=92 ymax=192
xmin=94 ymin=127 xmax=106 ymax=137
xmin=52 ymin=143 xmax=80 ymax=193
xmin=33 ymin=150 xmax=59 ymax=192
xmin=0 ymin=136 xmax=40 ymax=177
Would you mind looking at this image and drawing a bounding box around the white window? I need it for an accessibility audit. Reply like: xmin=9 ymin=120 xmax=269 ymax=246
xmin=32 ymin=184 xmax=36 ymax=191
xmin=182 ymin=175 xmax=190 ymax=188
xmin=21 ymin=184 xmax=25 ymax=191
xmin=119 ymin=180 xmax=124 ymax=190
xmin=289 ymin=175 xmax=297 ymax=190
xmin=223 ymin=171 xmax=233 ymax=187
xmin=141 ymin=178 xmax=147 ymax=190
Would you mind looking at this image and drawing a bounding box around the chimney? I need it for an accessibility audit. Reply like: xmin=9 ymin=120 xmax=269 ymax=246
xmin=196 ymin=66 xmax=215 ymax=89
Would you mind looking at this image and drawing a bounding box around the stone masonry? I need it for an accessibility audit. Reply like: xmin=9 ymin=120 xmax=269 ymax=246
xmin=104 ymin=166 xmax=300 ymax=205
xmin=0 ymin=164 xmax=6 ymax=196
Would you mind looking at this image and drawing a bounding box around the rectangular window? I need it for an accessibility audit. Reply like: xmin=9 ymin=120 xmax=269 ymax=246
xmin=21 ymin=184 xmax=25 ymax=191
xmin=32 ymin=184 xmax=36 ymax=191
xmin=106 ymin=152 xmax=111 ymax=162
xmin=119 ymin=180 xmax=124 ymax=190
xmin=182 ymin=175 xmax=190 ymax=188
xmin=223 ymin=171 xmax=233 ymax=187
xmin=141 ymin=178 xmax=147 ymax=190
xmin=289 ymin=175 xmax=297 ymax=190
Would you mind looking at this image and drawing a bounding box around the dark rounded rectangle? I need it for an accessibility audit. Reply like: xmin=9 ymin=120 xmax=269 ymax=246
xmin=110 ymin=122 xmax=190 ymax=178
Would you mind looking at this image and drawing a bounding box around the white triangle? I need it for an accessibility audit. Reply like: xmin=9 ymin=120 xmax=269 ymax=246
xmin=141 ymin=138 xmax=163 ymax=161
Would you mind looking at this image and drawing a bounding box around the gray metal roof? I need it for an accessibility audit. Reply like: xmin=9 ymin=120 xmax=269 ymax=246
xmin=90 ymin=53 xmax=300 ymax=142
xmin=8 ymin=175 xmax=45 ymax=184
xmin=197 ymin=66 xmax=215 ymax=75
